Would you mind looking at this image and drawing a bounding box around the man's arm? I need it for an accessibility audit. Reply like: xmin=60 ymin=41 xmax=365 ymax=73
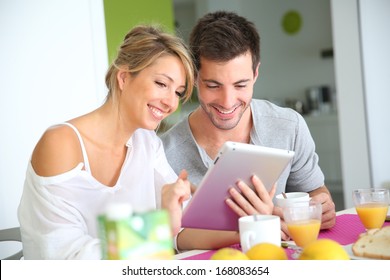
xmin=309 ymin=185 xmax=336 ymax=229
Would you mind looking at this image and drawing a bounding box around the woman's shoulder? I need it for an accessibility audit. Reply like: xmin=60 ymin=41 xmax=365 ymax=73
xmin=31 ymin=124 xmax=84 ymax=177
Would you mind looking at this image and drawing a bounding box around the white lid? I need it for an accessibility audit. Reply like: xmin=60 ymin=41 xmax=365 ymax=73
xmin=105 ymin=203 xmax=133 ymax=221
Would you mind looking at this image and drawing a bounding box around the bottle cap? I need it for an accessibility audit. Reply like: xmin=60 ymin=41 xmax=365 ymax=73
xmin=105 ymin=203 xmax=133 ymax=221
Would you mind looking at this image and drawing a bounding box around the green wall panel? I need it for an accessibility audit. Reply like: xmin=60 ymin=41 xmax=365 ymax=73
xmin=103 ymin=0 xmax=174 ymax=63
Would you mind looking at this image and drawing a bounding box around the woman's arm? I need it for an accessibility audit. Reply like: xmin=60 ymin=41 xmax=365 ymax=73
xmin=19 ymin=125 xmax=101 ymax=259
xmin=177 ymin=228 xmax=240 ymax=250
xmin=161 ymin=170 xmax=191 ymax=236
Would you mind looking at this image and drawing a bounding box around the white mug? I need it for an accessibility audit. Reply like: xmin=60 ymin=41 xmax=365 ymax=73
xmin=239 ymin=214 xmax=281 ymax=253
xmin=275 ymin=192 xmax=310 ymax=208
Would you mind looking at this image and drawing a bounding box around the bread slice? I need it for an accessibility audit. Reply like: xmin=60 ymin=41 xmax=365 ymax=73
xmin=352 ymin=226 xmax=390 ymax=259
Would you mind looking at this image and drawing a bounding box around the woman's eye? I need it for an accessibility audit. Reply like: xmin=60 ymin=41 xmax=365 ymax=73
xmin=176 ymin=91 xmax=185 ymax=98
xmin=155 ymin=81 xmax=166 ymax=88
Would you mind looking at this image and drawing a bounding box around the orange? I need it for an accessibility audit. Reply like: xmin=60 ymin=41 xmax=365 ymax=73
xmin=210 ymin=248 xmax=249 ymax=260
xmin=298 ymin=239 xmax=349 ymax=260
xmin=246 ymin=243 xmax=288 ymax=260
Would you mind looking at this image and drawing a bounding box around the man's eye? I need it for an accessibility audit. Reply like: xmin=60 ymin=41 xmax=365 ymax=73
xmin=236 ymin=84 xmax=247 ymax=88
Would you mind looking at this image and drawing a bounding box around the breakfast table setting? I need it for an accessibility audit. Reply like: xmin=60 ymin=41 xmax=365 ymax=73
xmin=175 ymin=207 xmax=390 ymax=260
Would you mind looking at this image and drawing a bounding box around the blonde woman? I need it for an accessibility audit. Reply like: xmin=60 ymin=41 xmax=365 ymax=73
xmin=18 ymin=25 xmax=195 ymax=259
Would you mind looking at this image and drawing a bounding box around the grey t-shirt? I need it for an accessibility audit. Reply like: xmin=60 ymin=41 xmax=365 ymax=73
xmin=160 ymin=99 xmax=324 ymax=196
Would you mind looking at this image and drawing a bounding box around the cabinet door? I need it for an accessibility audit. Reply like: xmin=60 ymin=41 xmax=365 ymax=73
xmin=304 ymin=114 xmax=342 ymax=184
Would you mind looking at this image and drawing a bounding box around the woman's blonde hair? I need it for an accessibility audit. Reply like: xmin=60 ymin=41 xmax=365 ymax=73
xmin=105 ymin=25 xmax=195 ymax=105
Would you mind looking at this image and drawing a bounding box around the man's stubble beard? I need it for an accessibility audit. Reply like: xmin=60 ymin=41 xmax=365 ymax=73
xmin=199 ymin=100 xmax=251 ymax=131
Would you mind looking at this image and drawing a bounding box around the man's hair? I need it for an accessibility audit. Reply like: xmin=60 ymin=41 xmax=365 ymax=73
xmin=189 ymin=11 xmax=260 ymax=74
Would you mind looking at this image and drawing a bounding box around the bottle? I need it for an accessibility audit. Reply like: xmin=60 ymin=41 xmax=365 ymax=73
xmin=103 ymin=203 xmax=133 ymax=260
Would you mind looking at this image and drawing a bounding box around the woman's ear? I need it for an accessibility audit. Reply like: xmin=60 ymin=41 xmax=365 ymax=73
xmin=117 ymin=69 xmax=128 ymax=91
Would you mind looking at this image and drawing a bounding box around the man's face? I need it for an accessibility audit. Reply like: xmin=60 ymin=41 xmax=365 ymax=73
xmin=196 ymin=51 xmax=258 ymax=130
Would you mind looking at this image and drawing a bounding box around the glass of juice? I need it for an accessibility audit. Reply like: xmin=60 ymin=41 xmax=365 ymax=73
xmin=282 ymin=201 xmax=322 ymax=256
xmin=353 ymin=188 xmax=390 ymax=230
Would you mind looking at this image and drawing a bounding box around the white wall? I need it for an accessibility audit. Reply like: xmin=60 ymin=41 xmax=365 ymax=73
xmin=0 ymin=0 xmax=108 ymax=256
xmin=331 ymin=0 xmax=390 ymax=207
xmin=359 ymin=0 xmax=390 ymax=189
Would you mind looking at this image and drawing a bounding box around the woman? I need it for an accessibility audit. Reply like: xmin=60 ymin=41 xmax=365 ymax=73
xmin=17 ymin=25 xmax=195 ymax=259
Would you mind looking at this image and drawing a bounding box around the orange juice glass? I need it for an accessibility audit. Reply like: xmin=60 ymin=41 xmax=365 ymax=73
xmin=283 ymin=201 xmax=322 ymax=248
xmin=353 ymin=188 xmax=390 ymax=230
xmin=287 ymin=219 xmax=321 ymax=247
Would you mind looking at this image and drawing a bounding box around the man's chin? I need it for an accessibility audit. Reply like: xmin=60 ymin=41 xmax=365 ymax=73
xmin=211 ymin=118 xmax=240 ymax=130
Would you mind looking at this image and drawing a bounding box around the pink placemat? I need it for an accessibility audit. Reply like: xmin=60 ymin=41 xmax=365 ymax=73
xmin=318 ymin=214 xmax=389 ymax=245
xmin=181 ymin=244 xmax=241 ymax=260
xmin=180 ymin=214 xmax=390 ymax=260
xmin=180 ymin=244 xmax=296 ymax=260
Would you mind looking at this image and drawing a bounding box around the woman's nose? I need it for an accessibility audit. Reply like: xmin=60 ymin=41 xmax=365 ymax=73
xmin=161 ymin=92 xmax=179 ymax=112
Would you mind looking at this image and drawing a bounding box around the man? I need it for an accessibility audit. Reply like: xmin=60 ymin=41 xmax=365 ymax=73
xmin=160 ymin=11 xmax=336 ymax=251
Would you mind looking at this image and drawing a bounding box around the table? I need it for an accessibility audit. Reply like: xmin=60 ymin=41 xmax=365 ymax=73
xmin=174 ymin=207 xmax=379 ymax=260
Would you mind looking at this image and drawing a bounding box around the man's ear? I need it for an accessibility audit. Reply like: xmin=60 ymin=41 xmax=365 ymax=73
xmin=194 ymin=75 xmax=199 ymax=88
xmin=117 ymin=69 xmax=128 ymax=91
xmin=253 ymin=62 xmax=260 ymax=82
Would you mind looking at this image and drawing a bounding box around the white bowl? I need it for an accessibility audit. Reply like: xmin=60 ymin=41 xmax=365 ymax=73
xmin=275 ymin=192 xmax=310 ymax=208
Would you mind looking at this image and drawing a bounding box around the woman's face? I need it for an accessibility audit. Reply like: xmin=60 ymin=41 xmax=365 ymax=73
xmin=118 ymin=55 xmax=186 ymax=130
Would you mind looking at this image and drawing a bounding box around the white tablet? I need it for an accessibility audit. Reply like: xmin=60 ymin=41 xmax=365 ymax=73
xmin=181 ymin=141 xmax=295 ymax=231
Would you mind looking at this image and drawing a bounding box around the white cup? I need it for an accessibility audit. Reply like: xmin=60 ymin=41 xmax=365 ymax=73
xmin=239 ymin=214 xmax=281 ymax=253
xmin=275 ymin=192 xmax=310 ymax=208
